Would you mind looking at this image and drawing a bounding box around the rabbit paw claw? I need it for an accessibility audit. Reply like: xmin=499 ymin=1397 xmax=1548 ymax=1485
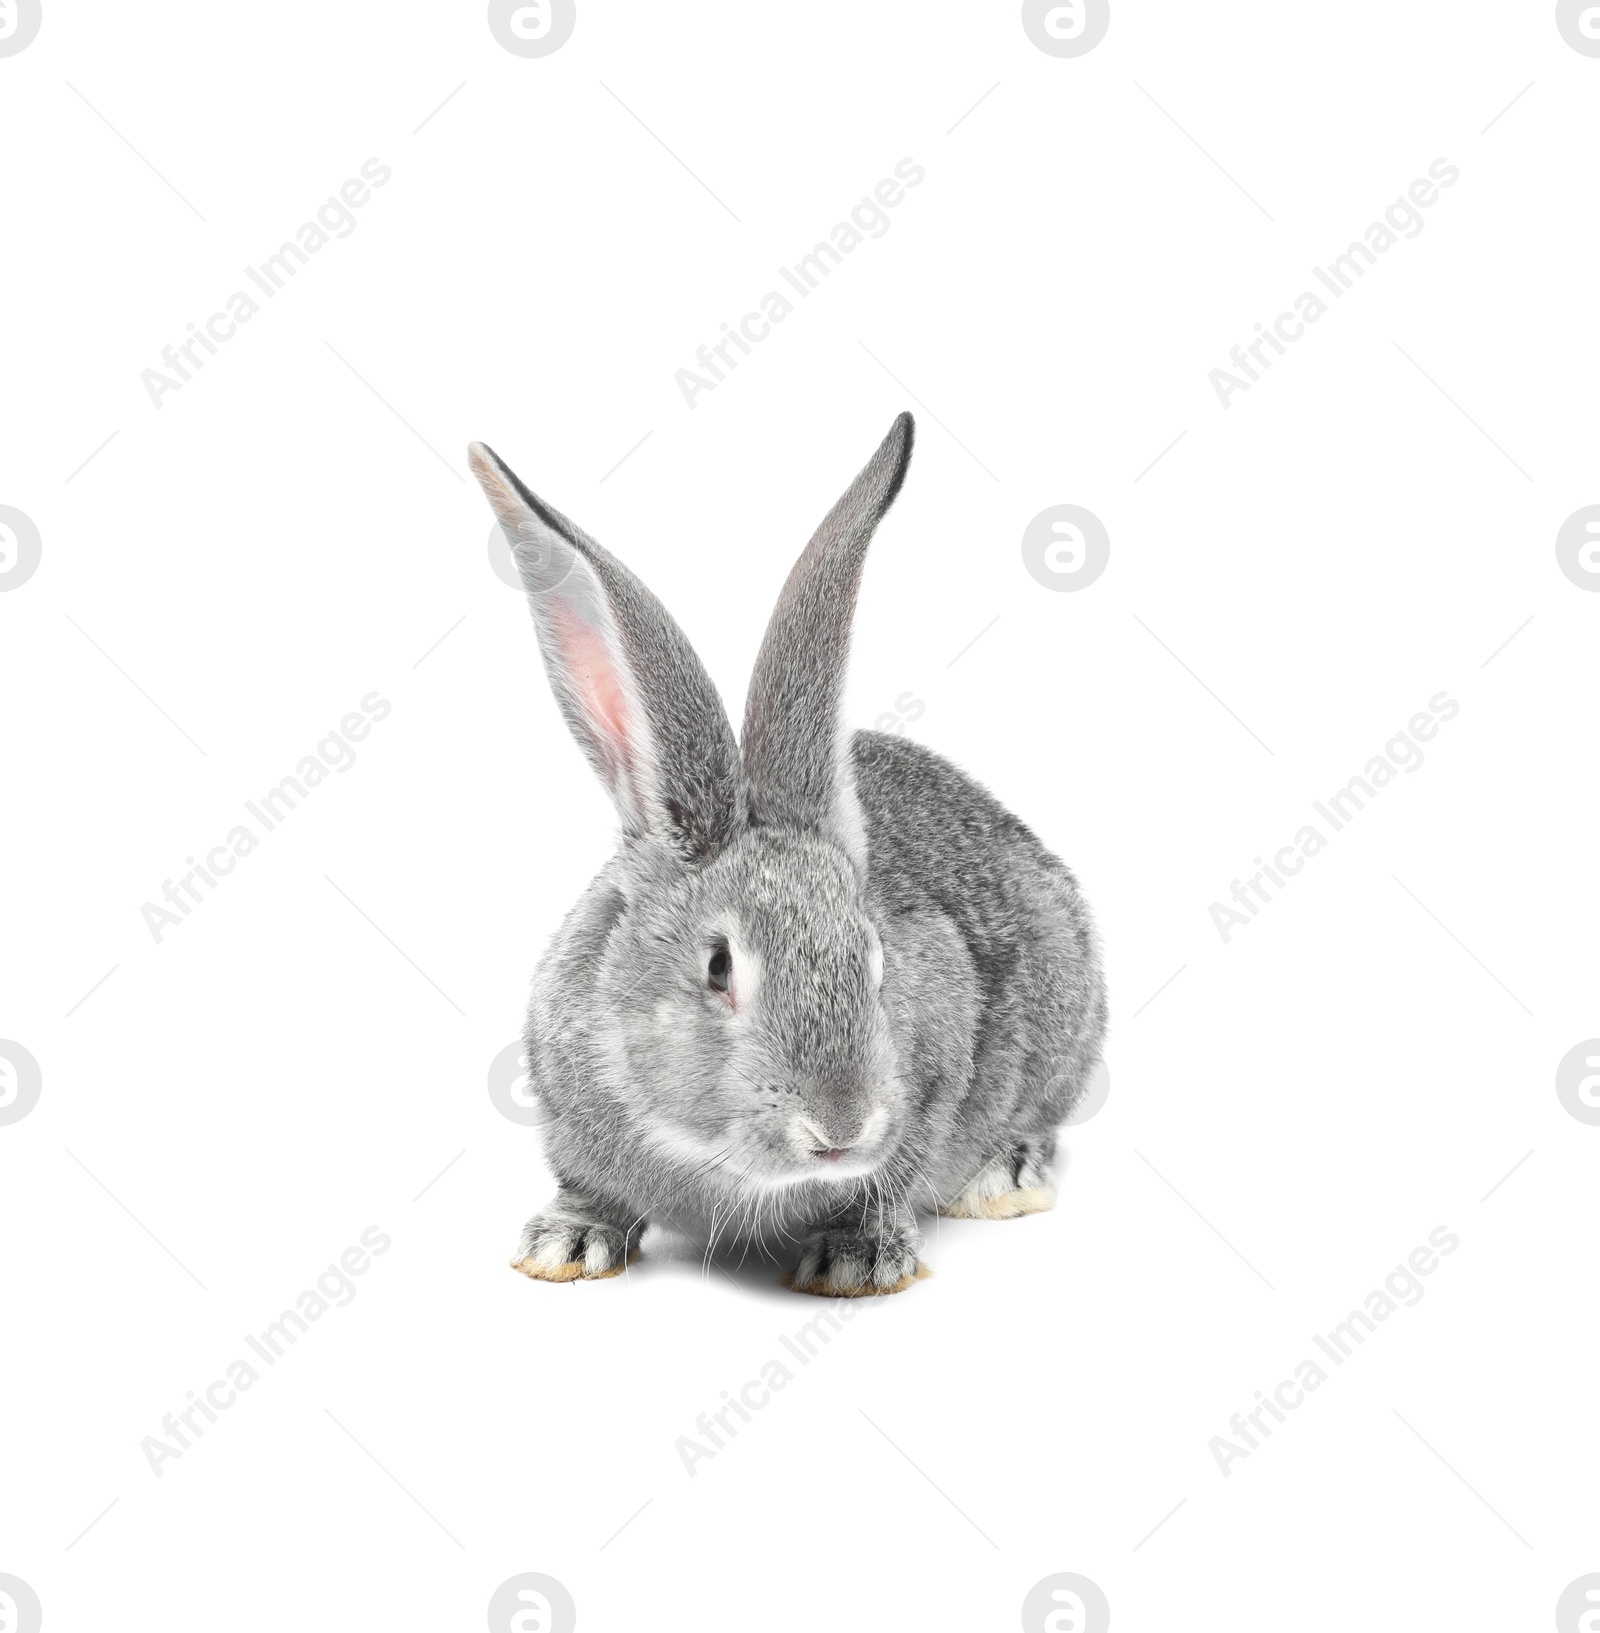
xmin=782 ymin=1228 xmax=928 ymax=1297
xmin=510 ymin=1208 xmax=639 ymax=1283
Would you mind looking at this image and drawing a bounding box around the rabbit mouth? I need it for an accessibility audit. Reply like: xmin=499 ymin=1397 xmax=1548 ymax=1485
xmin=789 ymin=1107 xmax=890 ymax=1176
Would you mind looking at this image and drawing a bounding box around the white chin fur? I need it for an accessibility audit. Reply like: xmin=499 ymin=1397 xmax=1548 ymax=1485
xmin=761 ymin=1154 xmax=882 ymax=1191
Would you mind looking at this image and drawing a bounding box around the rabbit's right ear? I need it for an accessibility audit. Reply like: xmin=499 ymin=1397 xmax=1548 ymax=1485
xmin=469 ymin=443 xmax=745 ymax=862
xmin=741 ymin=414 xmax=913 ymax=859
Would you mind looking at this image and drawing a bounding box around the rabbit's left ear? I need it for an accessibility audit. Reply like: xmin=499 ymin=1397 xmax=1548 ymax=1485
xmin=469 ymin=441 xmax=745 ymax=862
xmin=741 ymin=413 xmax=914 ymax=864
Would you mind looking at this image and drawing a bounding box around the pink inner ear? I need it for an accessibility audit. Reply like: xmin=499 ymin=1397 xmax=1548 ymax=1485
xmin=551 ymin=600 xmax=633 ymax=757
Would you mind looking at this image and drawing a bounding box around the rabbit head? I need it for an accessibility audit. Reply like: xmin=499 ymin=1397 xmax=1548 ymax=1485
xmin=469 ymin=415 xmax=916 ymax=1189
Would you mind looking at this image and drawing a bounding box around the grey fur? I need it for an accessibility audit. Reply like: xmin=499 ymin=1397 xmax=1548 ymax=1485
xmin=468 ymin=416 xmax=1107 ymax=1294
xmin=469 ymin=441 xmax=743 ymax=861
xmin=743 ymin=412 xmax=912 ymax=847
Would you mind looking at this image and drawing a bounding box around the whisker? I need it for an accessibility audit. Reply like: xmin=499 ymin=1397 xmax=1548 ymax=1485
xmin=626 ymin=1144 xmax=735 ymax=1240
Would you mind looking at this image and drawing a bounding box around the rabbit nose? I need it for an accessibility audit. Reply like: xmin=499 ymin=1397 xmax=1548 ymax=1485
xmin=798 ymin=1113 xmax=860 ymax=1154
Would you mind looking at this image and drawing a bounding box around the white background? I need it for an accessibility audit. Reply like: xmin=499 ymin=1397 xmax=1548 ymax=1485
xmin=3 ymin=2 xmax=1597 ymax=1629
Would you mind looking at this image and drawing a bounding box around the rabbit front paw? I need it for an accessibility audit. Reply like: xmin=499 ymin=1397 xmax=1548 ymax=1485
xmin=509 ymin=1191 xmax=640 ymax=1283
xmin=783 ymin=1221 xmax=928 ymax=1298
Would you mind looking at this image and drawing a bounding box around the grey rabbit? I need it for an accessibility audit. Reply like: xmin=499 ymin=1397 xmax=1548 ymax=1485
xmin=468 ymin=413 xmax=1106 ymax=1295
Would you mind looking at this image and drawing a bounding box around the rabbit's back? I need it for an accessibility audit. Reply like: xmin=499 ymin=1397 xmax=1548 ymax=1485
xmin=853 ymin=728 xmax=1106 ymax=1149
xmin=852 ymin=728 xmax=1091 ymax=959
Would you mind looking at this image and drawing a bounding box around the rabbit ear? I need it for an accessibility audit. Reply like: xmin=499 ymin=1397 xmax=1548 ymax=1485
xmin=469 ymin=442 xmax=744 ymax=862
xmin=741 ymin=413 xmax=914 ymax=854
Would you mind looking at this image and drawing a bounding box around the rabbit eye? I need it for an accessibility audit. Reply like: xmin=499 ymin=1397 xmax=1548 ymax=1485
xmin=708 ymin=944 xmax=732 ymax=994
